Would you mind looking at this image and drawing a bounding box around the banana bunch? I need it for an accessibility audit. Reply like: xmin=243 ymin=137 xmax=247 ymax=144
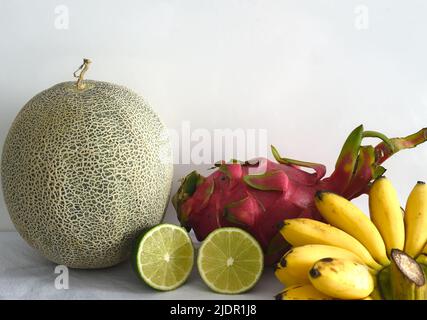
xmin=275 ymin=178 xmax=427 ymax=300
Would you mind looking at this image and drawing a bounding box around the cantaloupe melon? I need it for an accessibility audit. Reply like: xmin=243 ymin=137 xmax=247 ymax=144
xmin=1 ymin=60 xmax=173 ymax=268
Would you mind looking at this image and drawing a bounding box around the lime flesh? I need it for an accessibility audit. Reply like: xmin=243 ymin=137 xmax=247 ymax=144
xmin=134 ymin=224 xmax=194 ymax=291
xmin=197 ymin=227 xmax=264 ymax=294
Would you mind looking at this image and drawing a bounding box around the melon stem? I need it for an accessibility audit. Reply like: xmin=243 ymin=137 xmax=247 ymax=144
xmin=73 ymin=58 xmax=92 ymax=90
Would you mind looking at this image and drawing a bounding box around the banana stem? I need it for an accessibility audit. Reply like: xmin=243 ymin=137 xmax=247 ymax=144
xmin=390 ymin=249 xmax=426 ymax=300
xmin=377 ymin=266 xmax=393 ymax=300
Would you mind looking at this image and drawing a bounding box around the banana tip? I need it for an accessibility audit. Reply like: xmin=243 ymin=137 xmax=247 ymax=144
xmin=279 ymin=256 xmax=287 ymax=268
xmin=309 ymin=267 xmax=321 ymax=278
xmin=417 ymin=181 xmax=426 ymax=185
xmin=276 ymin=220 xmax=286 ymax=230
xmin=315 ymin=190 xmax=326 ymax=200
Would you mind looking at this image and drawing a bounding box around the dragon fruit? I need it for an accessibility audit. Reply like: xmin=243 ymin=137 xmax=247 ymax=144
xmin=172 ymin=125 xmax=427 ymax=264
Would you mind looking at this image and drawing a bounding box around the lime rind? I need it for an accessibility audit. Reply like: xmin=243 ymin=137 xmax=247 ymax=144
xmin=134 ymin=223 xmax=194 ymax=291
xmin=197 ymin=227 xmax=264 ymax=294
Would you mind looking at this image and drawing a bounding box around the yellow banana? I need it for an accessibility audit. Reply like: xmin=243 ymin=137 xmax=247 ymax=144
xmin=315 ymin=192 xmax=389 ymax=265
xmin=280 ymin=218 xmax=382 ymax=270
xmin=275 ymin=284 xmax=333 ymax=300
xmin=275 ymin=244 xmax=366 ymax=286
xmin=308 ymin=258 xmax=375 ymax=300
xmin=390 ymin=249 xmax=426 ymax=300
xmin=404 ymin=181 xmax=427 ymax=257
xmin=417 ymin=242 xmax=427 ymax=264
xmin=416 ymin=253 xmax=427 ymax=265
xmin=369 ymin=177 xmax=405 ymax=255
xmin=368 ymin=287 xmax=383 ymax=300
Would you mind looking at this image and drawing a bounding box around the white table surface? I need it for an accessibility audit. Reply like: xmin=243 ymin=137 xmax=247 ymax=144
xmin=0 ymin=232 xmax=282 ymax=300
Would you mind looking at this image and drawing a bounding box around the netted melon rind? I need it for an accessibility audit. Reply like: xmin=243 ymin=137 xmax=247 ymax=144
xmin=1 ymin=80 xmax=173 ymax=269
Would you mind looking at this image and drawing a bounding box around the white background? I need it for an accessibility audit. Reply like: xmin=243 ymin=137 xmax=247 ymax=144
xmin=1 ymin=0 xmax=427 ymax=231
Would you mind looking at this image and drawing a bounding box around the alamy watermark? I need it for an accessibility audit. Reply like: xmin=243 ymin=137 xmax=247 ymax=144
xmin=54 ymin=265 xmax=69 ymax=290
xmin=163 ymin=121 xmax=269 ymax=166
xmin=54 ymin=5 xmax=69 ymax=30
xmin=354 ymin=4 xmax=369 ymax=30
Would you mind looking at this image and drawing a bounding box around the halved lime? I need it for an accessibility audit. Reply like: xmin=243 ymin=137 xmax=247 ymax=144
xmin=197 ymin=227 xmax=264 ymax=294
xmin=133 ymin=224 xmax=194 ymax=291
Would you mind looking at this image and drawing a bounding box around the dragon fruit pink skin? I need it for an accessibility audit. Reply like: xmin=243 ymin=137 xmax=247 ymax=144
xmin=172 ymin=125 xmax=427 ymax=264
